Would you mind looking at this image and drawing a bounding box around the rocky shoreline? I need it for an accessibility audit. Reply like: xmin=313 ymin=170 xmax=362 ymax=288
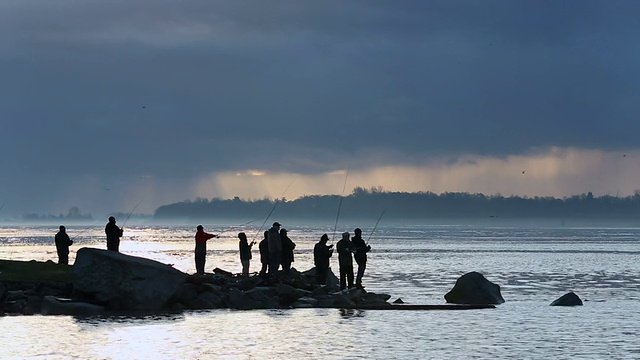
xmin=1 ymin=247 xmax=517 ymax=316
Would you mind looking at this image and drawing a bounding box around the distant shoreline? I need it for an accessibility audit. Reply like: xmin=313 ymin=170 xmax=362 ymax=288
xmin=6 ymin=190 xmax=640 ymax=224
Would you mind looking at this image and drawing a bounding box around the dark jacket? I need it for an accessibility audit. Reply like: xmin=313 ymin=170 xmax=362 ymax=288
xmin=105 ymin=222 xmax=122 ymax=241
xmin=259 ymin=238 xmax=269 ymax=264
xmin=314 ymin=242 xmax=333 ymax=269
xmin=239 ymin=239 xmax=253 ymax=261
xmin=336 ymin=238 xmax=353 ymax=265
xmin=281 ymin=235 xmax=296 ymax=263
xmin=351 ymin=235 xmax=370 ymax=263
xmin=55 ymin=231 xmax=73 ymax=252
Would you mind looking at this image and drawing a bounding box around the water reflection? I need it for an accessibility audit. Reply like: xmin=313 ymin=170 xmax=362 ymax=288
xmin=75 ymin=311 xmax=186 ymax=325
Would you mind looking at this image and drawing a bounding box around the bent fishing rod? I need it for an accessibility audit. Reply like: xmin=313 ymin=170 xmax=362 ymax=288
xmin=218 ymin=217 xmax=263 ymax=239
xmin=121 ymin=199 xmax=143 ymax=228
xmin=366 ymin=209 xmax=385 ymax=245
xmin=253 ymin=178 xmax=297 ymax=241
xmin=331 ymin=165 xmax=351 ymax=244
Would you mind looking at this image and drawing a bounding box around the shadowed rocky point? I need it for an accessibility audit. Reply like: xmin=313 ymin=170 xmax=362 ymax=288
xmin=1 ymin=248 xmax=394 ymax=315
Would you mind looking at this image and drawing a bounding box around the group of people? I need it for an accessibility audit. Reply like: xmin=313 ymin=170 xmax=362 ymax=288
xmin=53 ymin=217 xmax=373 ymax=290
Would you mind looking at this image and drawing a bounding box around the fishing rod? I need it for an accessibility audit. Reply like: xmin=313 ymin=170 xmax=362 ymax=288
xmin=218 ymin=217 xmax=262 ymax=239
xmin=70 ymin=219 xmax=102 ymax=242
xmin=331 ymin=165 xmax=351 ymax=244
xmin=253 ymin=178 xmax=297 ymax=241
xmin=366 ymin=209 xmax=385 ymax=245
xmin=121 ymin=199 xmax=142 ymax=228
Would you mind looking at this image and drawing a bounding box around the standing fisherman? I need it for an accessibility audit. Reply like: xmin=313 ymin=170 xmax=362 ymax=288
xmin=195 ymin=225 xmax=219 ymax=275
xmin=280 ymin=228 xmax=296 ymax=273
xmin=55 ymin=225 xmax=73 ymax=265
xmin=267 ymin=222 xmax=282 ymax=278
xmin=336 ymin=232 xmax=354 ymax=290
xmin=313 ymin=233 xmax=333 ymax=285
xmin=238 ymin=232 xmax=254 ymax=277
xmin=352 ymin=228 xmax=371 ymax=289
xmin=105 ymin=216 xmax=123 ymax=252
xmin=259 ymin=230 xmax=269 ymax=277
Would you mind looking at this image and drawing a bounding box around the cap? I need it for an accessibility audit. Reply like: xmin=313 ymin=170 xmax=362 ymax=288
xmin=280 ymin=228 xmax=288 ymax=234
xmin=321 ymin=233 xmax=329 ymax=241
xmin=342 ymin=232 xmax=350 ymax=238
xmin=273 ymin=222 xmax=281 ymax=227
xmin=354 ymin=228 xmax=362 ymax=234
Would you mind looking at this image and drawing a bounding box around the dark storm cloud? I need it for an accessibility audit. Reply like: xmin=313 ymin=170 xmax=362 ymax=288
xmin=1 ymin=1 xmax=640 ymax=213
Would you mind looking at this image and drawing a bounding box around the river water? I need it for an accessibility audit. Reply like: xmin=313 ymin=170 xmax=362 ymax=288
xmin=1 ymin=221 xmax=640 ymax=359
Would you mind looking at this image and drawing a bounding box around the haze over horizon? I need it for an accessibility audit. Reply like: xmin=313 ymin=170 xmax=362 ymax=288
xmin=2 ymin=1 xmax=640 ymax=217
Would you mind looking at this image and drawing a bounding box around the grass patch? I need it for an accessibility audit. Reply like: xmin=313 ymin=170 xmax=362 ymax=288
xmin=0 ymin=259 xmax=72 ymax=284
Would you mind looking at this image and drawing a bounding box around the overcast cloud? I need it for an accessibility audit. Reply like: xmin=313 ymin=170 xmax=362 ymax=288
xmin=1 ymin=1 xmax=640 ymax=216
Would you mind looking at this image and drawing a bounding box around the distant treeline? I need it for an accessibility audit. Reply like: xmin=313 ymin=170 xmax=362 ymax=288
xmin=153 ymin=187 xmax=640 ymax=221
xmin=23 ymin=206 xmax=93 ymax=221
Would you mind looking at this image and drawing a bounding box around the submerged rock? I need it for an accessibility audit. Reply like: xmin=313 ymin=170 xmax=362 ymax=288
xmin=72 ymin=247 xmax=187 ymax=310
xmin=444 ymin=271 xmax=505 ymax=305
xmin=550 ymin=292 xmax=583 ymax=306
xmin=41 ymin=296 xmax=105 ymax=316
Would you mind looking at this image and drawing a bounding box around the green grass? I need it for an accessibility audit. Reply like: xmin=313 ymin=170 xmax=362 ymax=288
xmin=0 ymin=259 xmax=72 ymax=284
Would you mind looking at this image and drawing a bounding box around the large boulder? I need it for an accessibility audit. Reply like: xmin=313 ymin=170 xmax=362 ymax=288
xmin=550 ymin=292 xmax=583 ymax=306
xmin=72 ymin=247 xmax=187 ymax=310
xmin=444 ymin=271 xmax=505 ymax=305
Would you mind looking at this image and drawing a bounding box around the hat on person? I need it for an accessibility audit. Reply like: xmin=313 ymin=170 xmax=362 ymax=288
xmin=354 ymin=228 xmax=362 ymax=234
xmin=321 ymin=233 xmax=329 ymax=242
xmin=273 ymin=222 xmax=281 ymax=227
xmin=280 ymin=228 xmax=288 ymax=234
xmin=342 ymin=232 xmax=350 ymax=238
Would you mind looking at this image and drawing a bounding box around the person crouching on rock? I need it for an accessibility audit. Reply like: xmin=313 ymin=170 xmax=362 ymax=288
xmin=55 ymin=225 xmax=73 ymax=265
xmin=238 ymin=232 xmax=255 ymax=277
xmin=195 ymin=225 xmax=219 ymax=275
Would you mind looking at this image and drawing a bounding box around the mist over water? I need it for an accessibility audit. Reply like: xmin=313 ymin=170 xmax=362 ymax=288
xmin=2 ymin=222 xmax=640 ymax=358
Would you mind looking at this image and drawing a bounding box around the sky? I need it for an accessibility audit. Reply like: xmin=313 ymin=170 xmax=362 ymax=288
xmin=2 ymin=1 xmax=640 ymax=217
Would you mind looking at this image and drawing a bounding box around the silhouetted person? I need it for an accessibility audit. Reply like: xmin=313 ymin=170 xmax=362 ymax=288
xmin=259 ymin=230 xmax=269 ymax=276
xmin=238 ymin=232 xmax=254 ymax=277
xmin=280 ymin=228 xmax=296 ymax=273
xmin=105 ymin=216 xmax=123 ymax=252
xmin=336 ymin=232 xmax=354 ymax=290
xmin=267 ymin=222 xmax=282 ymax=278
xmin=352 ymin=228 xmax=371 ymax=289
xmin=55 ymin=225 xmax=73 ymax=265
xmin=313 ymin=233 xmax=333 ymax=285
xmin=195 ymin=225 xmax=219 ymax=275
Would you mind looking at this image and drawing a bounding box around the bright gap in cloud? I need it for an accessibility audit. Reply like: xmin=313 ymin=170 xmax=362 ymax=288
xmin=196 ymin=147 xmax=640 ymax=201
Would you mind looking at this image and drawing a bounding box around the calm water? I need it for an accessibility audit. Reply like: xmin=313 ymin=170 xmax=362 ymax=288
xmin=1 ymin=221 xmax=640 ymax=359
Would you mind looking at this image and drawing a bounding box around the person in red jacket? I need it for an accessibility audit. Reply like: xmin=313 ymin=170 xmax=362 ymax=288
xmin=195 ymin=225 xmax=219 ymax=275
